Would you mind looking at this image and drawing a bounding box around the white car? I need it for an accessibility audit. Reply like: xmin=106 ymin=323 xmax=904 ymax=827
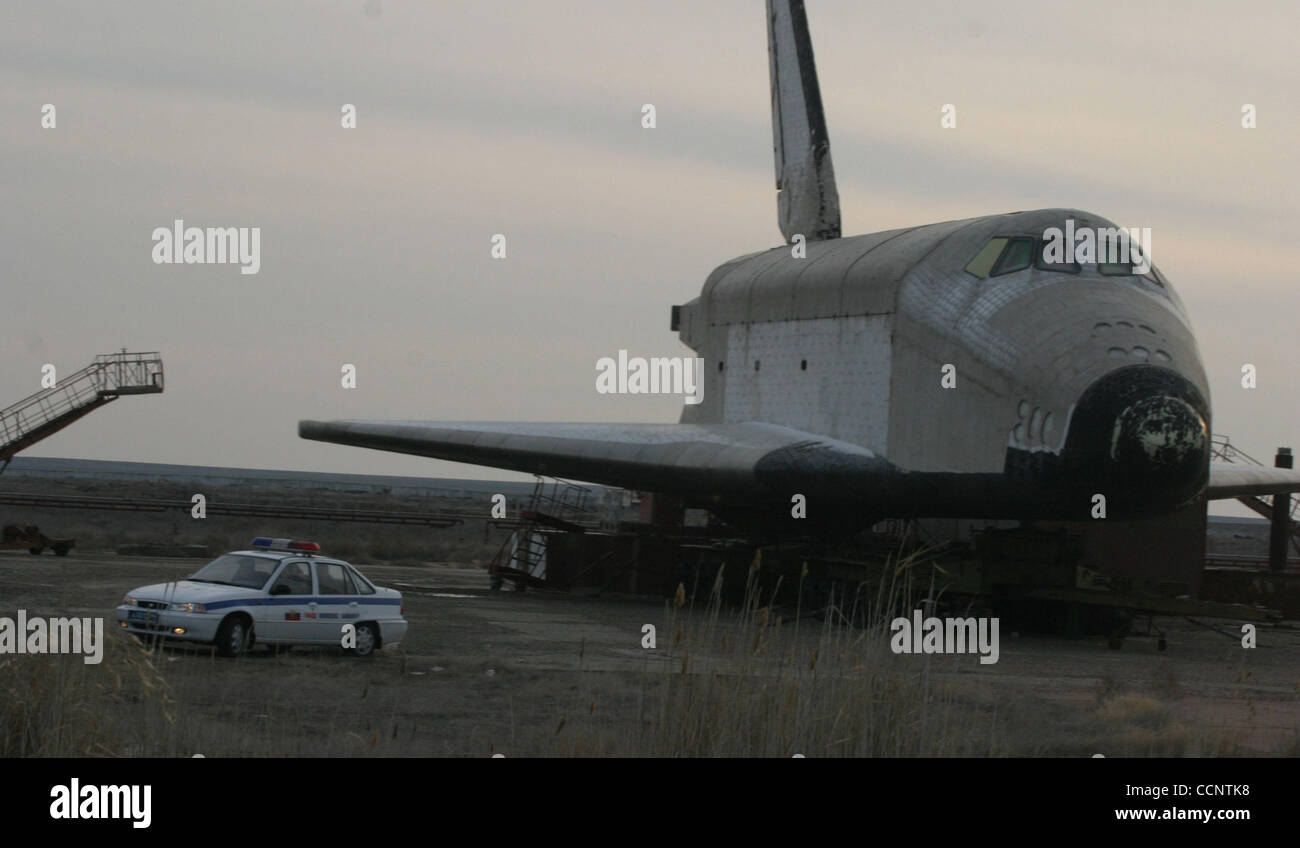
xmin=115 ymin=538 xmax=407 ymax=657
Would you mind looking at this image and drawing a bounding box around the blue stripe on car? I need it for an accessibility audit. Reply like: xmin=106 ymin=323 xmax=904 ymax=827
xmin=200 ymin=597 xmax=402 ymax=611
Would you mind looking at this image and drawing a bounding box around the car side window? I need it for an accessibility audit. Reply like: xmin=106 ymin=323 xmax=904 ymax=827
xmin=349 ymin=566 xmax=376 ymax=595
xmin=273 ymin=561 xmax=312 ymax=595
xmin=316 ymin=562 xmax=350 ymax=595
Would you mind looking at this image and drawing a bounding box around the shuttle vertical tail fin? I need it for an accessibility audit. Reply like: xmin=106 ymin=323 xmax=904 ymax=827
xmin=767 ymin=0 xmax=840 ymax=243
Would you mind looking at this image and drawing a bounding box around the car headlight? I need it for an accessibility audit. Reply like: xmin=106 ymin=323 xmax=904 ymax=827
xmin=168 ymin=602 xmax=206 ymax=613
xmin=122 ymin=595 xmax=138 ymax=606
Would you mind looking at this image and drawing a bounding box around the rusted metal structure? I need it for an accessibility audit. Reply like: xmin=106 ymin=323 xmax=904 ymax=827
xmin=0 ymin=524 xmax=73 ymax=556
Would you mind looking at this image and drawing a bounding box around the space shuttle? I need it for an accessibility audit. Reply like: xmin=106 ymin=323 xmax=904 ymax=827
xmin=300 ymin=0 xmax=1300 ymax=536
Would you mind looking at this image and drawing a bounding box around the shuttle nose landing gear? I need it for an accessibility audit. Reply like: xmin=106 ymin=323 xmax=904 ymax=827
xmin=1105 ymin=612 xmax=1167 ymax=651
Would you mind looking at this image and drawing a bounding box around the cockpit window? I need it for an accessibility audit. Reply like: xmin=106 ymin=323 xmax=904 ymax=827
xmin=1033 ymin=238 xmax=1080 ymax=273
xmin=964 ymin=238 xmax=1008 ymax=278
xmin=965 ymin=237 xmax=1035 ymax=279
xmin=968 ymin=234 xmax=1167 ymax=286
xmin=1130 ymin=244 xmax=1165 ymax=287
xmin=1098 ymin=246 xmax=1164 ymax=287
xmin=990 ymin=238 xmax=1033 ymax=276
xmin=1098 ymin=233 xmax=1143 ymax=275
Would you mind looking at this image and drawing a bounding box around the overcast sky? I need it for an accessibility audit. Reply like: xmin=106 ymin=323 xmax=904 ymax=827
xmin=2 ymin=1 xmax=1297 ymax=517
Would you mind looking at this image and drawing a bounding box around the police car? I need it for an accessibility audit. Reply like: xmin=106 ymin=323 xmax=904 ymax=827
xmin=115 ymin=538 xmax=407 ymax=657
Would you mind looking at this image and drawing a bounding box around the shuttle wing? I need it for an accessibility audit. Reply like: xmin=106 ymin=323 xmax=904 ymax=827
xmin=298 ymin=419 xmax=889 ymax=501
xmin=304 ymin=421 xmax=1300 ymax=517
xmin=1206 ymin=462 xmax=1300 ymax=499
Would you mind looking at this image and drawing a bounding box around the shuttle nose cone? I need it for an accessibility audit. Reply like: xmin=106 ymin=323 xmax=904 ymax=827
xmin=1065 ymin=365 xmax=1209 ymax=511
xmin=1109 ymin=394 xmax=1207 ymax=485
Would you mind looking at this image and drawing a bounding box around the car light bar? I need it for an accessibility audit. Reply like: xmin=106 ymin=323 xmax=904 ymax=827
xmin=251 ymin=537 xmax=322 ymax=553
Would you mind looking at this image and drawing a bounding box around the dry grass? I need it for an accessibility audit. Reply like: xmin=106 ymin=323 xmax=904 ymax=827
xmin=1083 ymin=694 xmax=1230 ymax=756
xmin=559 ymin=550 xmax=1006 ymax=756
xmin=0 ymin=632 xmax=423 ymax=757
xmin=4 ymin=544 xmax=1290 ymax=757
xmin=0 ymin=634 xmax=178 ymax=756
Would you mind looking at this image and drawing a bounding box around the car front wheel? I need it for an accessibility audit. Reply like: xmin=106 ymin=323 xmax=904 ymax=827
xmin=216 ymin=615 xmax=251 ymax=657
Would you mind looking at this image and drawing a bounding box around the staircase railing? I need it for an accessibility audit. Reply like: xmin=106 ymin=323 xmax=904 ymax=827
xmin=0 ymin=351 xmax=163 ymax=462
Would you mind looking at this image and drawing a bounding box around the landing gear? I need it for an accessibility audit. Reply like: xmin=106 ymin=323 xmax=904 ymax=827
xmin=1106 ymin=612 xmax=1133 ymax=649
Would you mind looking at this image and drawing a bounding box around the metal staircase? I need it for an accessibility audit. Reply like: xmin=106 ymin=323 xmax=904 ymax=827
xmin=0 ymin=351 xmax=164 ymax=466
xmin=1210 ymin=435 xmax=1298 ymax=555
xmin=488 ymin=476 xmax=595 ymax=590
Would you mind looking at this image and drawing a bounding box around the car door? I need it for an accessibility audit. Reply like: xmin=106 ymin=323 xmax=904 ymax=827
xmin=312 ymin=560 xmax=356 ymax=645
xmin=261 ymin=559 xmax=316 ymax=643
xmin=346 ymin=563 xmax=383 ymax=624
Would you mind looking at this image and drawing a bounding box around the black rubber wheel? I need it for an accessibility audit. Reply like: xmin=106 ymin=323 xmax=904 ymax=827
xmin=215 ymin=615 xmax=251 ymax=657
xmin=347 ymin=622 xmax=378 ymax=657
xmin=1107 ymin=635 xmax=1123 ymax=650
xmin=53 ymin=544 xmax=69 ymax=556
xmin=27 ymin=547 xmax=42 ymax=555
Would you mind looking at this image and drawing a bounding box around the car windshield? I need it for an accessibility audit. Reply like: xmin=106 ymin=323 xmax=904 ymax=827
xmin=189 ymin=553 xmax=278 ymax=590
